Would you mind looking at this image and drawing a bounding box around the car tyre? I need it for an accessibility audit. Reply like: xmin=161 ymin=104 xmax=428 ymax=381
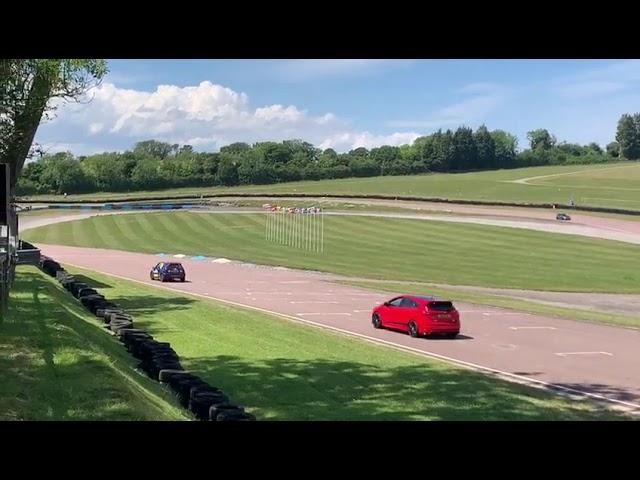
xmin=372 ymin=313 xmax=382 ymax=329
xmin=408 ymin=321 xmax=419 ymax=338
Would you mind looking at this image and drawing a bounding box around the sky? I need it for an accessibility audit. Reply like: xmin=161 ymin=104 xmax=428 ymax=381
xmin=34 ymin=59 xmax=640 ymax=156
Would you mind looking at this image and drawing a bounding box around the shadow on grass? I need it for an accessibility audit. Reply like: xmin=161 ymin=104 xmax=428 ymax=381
xmin=0 ymin=269 xmax=187 ymax=421
xmin=551 ymin=383 xmax=640 ymax=404
xmin=181 ymin=354 xmax=629 ymax=421
xmin=69 ymin=274 xmax=113 ymax=289
xmin=60 ymin=271 xmax=197 ymax=318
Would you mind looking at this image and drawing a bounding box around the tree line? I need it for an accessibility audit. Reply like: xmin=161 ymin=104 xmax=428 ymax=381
xmin=17 ymin=117 xmax=639 ymax=196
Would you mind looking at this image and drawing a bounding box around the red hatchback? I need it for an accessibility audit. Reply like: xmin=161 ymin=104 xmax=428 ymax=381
xmin=372 ymin=295 xmax=460 ymax=338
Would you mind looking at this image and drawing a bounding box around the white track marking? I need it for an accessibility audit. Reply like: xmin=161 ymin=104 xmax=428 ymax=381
xmin=484 ymin=312 xmax=529 ymax=316
xmin=289 ymin=301 xmax=339 ymax=304
xmin=555 ymin=351 xmax=613 ymax=357
xmin=510 ymin=326 xmax=557 ymax=330
xmin=507 ymin=164 xmax=637 ymax=185
xmin=353 ymin=309 xmax=372 ymax=313
xmin=51 ymin=261 xmax=640 ymax=413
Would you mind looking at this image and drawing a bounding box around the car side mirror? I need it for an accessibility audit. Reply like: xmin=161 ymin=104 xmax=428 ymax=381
xmin=384 ymin=302 xmax=390 ymax=307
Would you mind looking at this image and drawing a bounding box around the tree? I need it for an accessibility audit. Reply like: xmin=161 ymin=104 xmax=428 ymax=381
xmin=133 ymin=140 xmax=177 ymax=159
xmin=220 ymin=142 xmax=250 ymax=155
xmin=38 ymin=152 xmax=92 ymax=194
xmin=254 ymin=142 xmax=291 ymax=164
xmin=606 ymin=141 xmax=620 ymax=158
xmin=216 ymin=159 xmax=239 ymax=186
xmin=491 ymin=130 xmax=518 ymax=168
xmin=452 ymin=126 xmax=477 ymax=171
xmin=615 ymin=114 xmax=640 ymax=160
xmin=474 ymin=125 xmax=496 ymax=169
xmin=527 ymin=129 xmax=556 ymax=150
xmin=1 ymin=59 xmax=107 ymax=188
xmin=369 ymin=145 xmax=400 ymax=175
xmin=349 ymin=147 xmax=369 ymax=158
xmin=587 ymin=142 xmax=603 ymax=154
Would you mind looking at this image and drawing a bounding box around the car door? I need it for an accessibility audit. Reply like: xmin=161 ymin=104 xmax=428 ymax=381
xmin=383 ymin=297 xmax=404 ymax=328
xmin=398 ymin=297 xmax=418 ymax=331
xmin=385 ymin=297 xmax=403 ymax=328
xmin=153 ymin=262 xmax=163 ymax=278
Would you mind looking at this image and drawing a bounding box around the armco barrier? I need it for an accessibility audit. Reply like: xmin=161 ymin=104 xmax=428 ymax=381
xmin=35 ymin=257 xmax=256 ymax=422
xmin=20 ymin=193 xmax=640 ymax=216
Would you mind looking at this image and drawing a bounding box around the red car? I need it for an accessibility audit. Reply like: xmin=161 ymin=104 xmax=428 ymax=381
xmin=372 ymin=295 xmax=460 ymax=338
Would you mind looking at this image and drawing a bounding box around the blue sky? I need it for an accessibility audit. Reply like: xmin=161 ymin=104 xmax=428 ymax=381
xmin=35 ymin=59 xmax=640 ymax=155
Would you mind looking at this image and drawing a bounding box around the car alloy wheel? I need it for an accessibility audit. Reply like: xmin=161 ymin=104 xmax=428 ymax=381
xmin=408 ymin=322 xmax=419 ymax=338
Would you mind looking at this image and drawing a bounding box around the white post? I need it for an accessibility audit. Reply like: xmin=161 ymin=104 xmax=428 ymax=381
xmin=307 ymin=210 xmax=311 ymax=250
xmin=321 ymin=208 xmax=324 ymax=253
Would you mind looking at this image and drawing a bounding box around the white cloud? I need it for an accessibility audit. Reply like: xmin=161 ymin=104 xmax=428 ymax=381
xmin=89 ymin=123 xmax=104 ymax=134
xmin=38 ymin=80 xmax=420 ymax=153
xmin=318 ymin=132 xmax=421 ymax=151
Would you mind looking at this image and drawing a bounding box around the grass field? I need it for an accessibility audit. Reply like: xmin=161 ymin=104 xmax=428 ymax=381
xmin=51 ymin=265 xmax=624 ymax=420
xmin=23 ymin=211 xmax=640 ymax=293
xmin=23 ymin=162 xmax=640 ymax=210
xmin=0 ymin=266 xmax=189 ymax=420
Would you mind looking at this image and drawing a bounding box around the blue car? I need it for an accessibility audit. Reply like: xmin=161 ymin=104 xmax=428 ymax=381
xmin=150 ymin=262 xmax=186 ymax=282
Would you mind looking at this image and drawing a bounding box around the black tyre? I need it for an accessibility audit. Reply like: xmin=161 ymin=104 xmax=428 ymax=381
xmin=122 ymin=330 xmax=152 ymax=346
xmin=97 ymin=307 xmax=123 ymax=320
xmin=78 ymin=287 xmax=99 ymax=298
xmin=408 ymin=321 xmax=419 ymax=338
xmin=209 ymin=404 xmax=244 ymax=421
xmin=372 ymin=313 xmax=382 ymax=329
xmin=158 ymin=369 xmax=191 ymax=383
xmin=110 ymin=319 xmax=134 ymax=333
xmin=217 ymin=411 xmax=256 ymax=422
xmin=167 ymin=373 xmax=200 ymax=388
xmin=114 ymin=328 xmax=141 ymax=339
xmin=172 ymin=378 xmax=210 ymax=408
xmin=70 ymin=282 xmax=89 ymax=297
xmin=190 ymin=385 xmax=227 ymax=403
xmin=189 ymin=392 xmax=230 ymax=420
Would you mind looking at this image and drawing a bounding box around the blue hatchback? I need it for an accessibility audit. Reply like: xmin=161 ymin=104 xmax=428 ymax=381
xmin=150 ymin=262 xmax=186 ymax=282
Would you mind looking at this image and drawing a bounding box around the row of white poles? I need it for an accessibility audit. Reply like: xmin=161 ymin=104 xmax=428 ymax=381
xmin=264 ymin=206 xmax=324 ymax=253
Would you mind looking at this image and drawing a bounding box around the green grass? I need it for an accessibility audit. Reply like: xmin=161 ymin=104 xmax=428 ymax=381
xmin=23 ymin=162 xmax=640 ymax=210
xmin=23 ymin=211 xmax=640 ymax=293
xmin=54 ymin=265 xmax=626 ymax=420
xmin=342 ymin=280 xmax=640 ymax=330
xmin=0 ymin=266 xmax=190 ymax=421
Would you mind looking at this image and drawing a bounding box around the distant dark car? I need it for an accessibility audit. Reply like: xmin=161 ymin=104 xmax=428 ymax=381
xmin=150 ymin=262 xmax=186 ymax=282
xmin=556 ymin=213 xmax=571 ymax=221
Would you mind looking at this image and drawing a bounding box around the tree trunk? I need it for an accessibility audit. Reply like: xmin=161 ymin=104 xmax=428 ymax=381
xmin=1 ymin=62 xmax=56 ymax=192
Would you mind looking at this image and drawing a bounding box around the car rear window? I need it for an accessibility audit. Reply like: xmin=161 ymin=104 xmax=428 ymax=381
xmin=167 ymin=264 xmax=183 ymax=271
xmin=428 ymin=301 xmax=454 ymax=311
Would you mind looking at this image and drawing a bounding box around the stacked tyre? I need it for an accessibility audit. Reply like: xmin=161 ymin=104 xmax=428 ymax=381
xmin=38 ymin=256 xmax=256 ymax=421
